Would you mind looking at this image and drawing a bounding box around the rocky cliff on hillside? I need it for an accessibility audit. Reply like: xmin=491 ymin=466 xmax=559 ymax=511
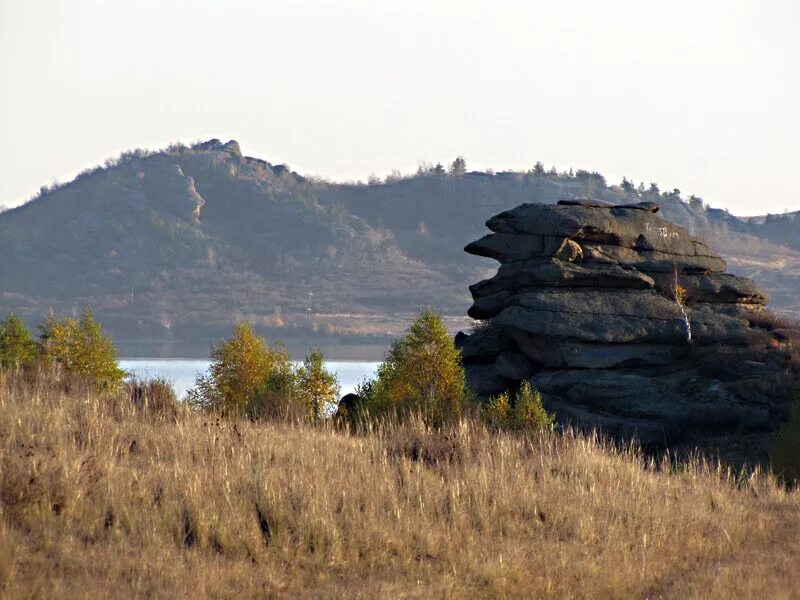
xmin=459 ymin=200 xmax=798 ymax=456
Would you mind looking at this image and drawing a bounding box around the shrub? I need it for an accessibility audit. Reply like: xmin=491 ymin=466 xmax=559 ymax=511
xmin=0 ymin=312 xmax=37 ymax=368
xmin=772 ymin=388 xmax=800 ymax=484
xmin=187 ymin=322 xmax=293 ymax=416
xmin=513 ymin=382 xmax=556 ymax=432
xmin=484 ymin=391 xmax=512 ymax=429
xmin=38 ymin=309 xmax=125 ymax=391
xmin=188 ymin=324 xmax=345 ymax=422
xmin=126 ymin=377 xmax=182 ymax=421
xmin=245 ymin=373 xmax=301 ymax=421
xmin=483 ymin=382 xmax=555 ymax=433
xmin=358 ymin=309 xmax=468 ymax=425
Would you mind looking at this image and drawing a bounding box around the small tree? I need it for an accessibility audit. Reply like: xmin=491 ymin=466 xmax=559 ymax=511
xmin=671 ymin=265 xmax=692 ymax=343
xmin=688 ymin=195 xmax=704 ymax=211
xmin=416 ymin=161 xmax=435 ymax=176
xmin=621 ymin=177 xmax=636 ymax=193
xmin=38 ymin=309 xmax=125 ymax=391
xmin=295 ymin=349 xmax=340 ymax=421
xmin=385 ymin=169 xmax=404 ymax=184
xmin=449 ymin=157 xmax=466 ymax=176
xmin=187 ymin=322 xmax=293 ymax=416
xmin=513 ymin=382 xmax=555 ymax=432
xmin=0 ymin=312 xmax=37 ymax=368
xmin=362 ymin=309 xmax=467 ymax=425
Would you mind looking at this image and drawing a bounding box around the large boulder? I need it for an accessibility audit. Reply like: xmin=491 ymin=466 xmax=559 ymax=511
xmin=461 ymin=199 xmax=790 ymax=454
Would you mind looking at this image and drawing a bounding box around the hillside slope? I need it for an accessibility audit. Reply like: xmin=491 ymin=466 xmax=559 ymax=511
xmin=0 ymin=141 xmax=463 ymax=355
xmin=2 ymin=140 xmax=798 ymax=355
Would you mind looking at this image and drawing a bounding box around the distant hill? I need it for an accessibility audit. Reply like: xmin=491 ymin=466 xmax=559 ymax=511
xmin=2 ymin=139 xmax=799 ymax=356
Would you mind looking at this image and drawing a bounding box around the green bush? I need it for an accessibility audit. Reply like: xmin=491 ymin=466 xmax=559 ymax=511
xmin=38 ymin=309 xmax=125 ymax=391
xmin=354 ymin=309 xmax=468 ymax=426
xmin=0 ymin=312 xmax=37 ymax=368
xmin=483 ymin=382 xmax=555 ymax=433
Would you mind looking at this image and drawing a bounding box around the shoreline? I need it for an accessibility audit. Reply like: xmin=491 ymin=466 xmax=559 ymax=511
xmin=115 ymin=342 xmax=389 ymax=362
xmin=119 ymin=357 xmax=382 ymax=364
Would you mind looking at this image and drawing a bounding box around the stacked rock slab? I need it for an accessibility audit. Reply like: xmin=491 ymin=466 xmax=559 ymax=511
xmin=459 ymin=200 xmax=779 ymax=448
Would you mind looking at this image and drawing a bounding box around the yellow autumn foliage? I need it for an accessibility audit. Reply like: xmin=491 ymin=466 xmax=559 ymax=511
xmin=484 ymin=382 xmax=555 ymax=432
xmin=187 ymin=322 xmax=293 ymax=416
xmin=38 ymin=309 xmax=125 ymax=391
xmin=360 ymin=309 xmax=468 ymax=425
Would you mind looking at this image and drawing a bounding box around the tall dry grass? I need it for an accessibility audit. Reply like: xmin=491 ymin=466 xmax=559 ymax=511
xmin=1 ymin=366 xmax=800 ymax=599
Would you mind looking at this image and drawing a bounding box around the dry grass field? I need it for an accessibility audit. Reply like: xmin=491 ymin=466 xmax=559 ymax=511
xmin=2 ymin=367 xmax=800 ymax=599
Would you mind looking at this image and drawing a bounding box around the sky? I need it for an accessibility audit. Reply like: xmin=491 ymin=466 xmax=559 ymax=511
xmin=1 ymin=0 xmax=798 ymax=215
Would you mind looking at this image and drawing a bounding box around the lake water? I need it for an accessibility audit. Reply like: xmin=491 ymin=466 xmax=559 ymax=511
xmin=119 ymin=359 xmax=381 ymax=401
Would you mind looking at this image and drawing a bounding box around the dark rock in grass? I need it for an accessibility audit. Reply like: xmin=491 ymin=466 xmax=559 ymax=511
xmin=454 ymin=331 xmax=469 ymax=349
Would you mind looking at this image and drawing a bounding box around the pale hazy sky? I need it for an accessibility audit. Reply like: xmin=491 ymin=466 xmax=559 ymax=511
xmin=1 ymin=0 xmax=798 ymax=215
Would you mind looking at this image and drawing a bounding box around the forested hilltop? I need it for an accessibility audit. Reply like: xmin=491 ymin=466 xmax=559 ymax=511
xmin=2 ymin=139 xmax=799 ymax=356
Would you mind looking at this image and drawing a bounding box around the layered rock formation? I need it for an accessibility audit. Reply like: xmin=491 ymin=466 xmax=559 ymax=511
xmin=459 ymin=200 xmax=794 ymax=452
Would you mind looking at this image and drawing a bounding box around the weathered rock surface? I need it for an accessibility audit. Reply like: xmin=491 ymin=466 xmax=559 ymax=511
xmin=459 ymin=200 xmax=794 ymax=456
xmin=465 ymin=233 xmax=566 ymax=262
xmin=578 ymin=243 xmax=727 ymax=273
xmin=469 ymin=259 xmax=656 ymax=300
xmin=486 ymin=202 xmax=706 ymax=256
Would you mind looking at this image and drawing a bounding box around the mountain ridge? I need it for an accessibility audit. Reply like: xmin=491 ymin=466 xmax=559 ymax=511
xmin=2 ymin=139 xmax=798 ymax=357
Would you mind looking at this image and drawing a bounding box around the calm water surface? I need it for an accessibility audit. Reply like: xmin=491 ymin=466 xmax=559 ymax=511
xmin=119 ymin=359 xmax=380 ymax=401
